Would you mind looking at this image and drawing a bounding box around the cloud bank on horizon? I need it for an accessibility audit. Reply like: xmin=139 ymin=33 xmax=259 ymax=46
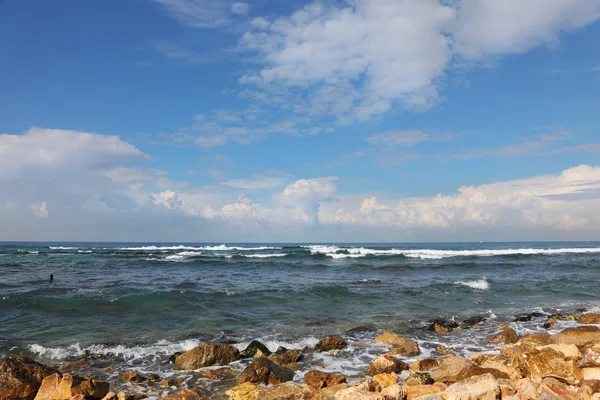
xmin=1 ymin=0 xmax=600 ymax=241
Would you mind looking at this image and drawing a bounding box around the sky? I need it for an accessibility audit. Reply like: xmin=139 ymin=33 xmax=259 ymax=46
xmin=1 ymin=0 xmax=600 ymax=242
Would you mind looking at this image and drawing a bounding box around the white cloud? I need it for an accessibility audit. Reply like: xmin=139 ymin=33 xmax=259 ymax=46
xmin=222 ymin=176 xmax=286 ymax=190
xmin=367 ymin=130 xmax=454 ymax=147
xmin=32 ymin=202 xmax=49 ymax=218
xmin=153 ymin=0 xmax=232 ymax=29
xmin=231 ymin=2 xmax=249 ymax=15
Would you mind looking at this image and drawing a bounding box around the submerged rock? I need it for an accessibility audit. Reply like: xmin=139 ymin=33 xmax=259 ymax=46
xmin=239 ymin=340 xmax=271 ymax=358
xmin=315 ymin=336 xmax=347 ymax=352
xmin=237 ymin=358 xmax=294 ymax=385
xmin=117 ymin=370 xmax=145 ymax=383
xmin=463 ymin=316 xmax=487 ymax=328
xmin=484 ymin=328 xmax=519 ymax=345
xmin=428 ymin=319 xmax=460 ymax=335
xmin=346 ymin=325 xmax=377 ymax=334
xmin=0 ymin=356 xmax=57 ymax=400
xmin=578 ymin=313 xmax=600 ymax=325
xmin=269 ymin=349 xmax=302 ymax=365
xmin=366 ymin=355 xmax=408 ymax=376
xmin=304 ymin=370 xmax=347 ymax=389
xmin=174 ymin=343 xmax=239 ymax=370
xmin=34 ymin=373 xmax=109 ymax=400
xmin=373 ymin=332 xmax=420 ymax=356
xmin=515 ymin=312 xmax=546 ymax=322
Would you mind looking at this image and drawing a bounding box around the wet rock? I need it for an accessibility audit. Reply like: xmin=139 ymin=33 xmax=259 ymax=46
xmin=373 ymin=332 xmax=420 ymax=357
xmin=58 ymin=360 xmax=90 ymax=372
xmin=158 ymin=379 xmax=178 ymax=387
xmin=400 ymin=383 xmax=446 ymax=400
xmin=580 ymin=347 xmax=600 ymax=368
xmin=239 ymin=340 xmax=271 ymax=358
xmin=366 ymin=355 xmax=408 ymax=376
xmin=429 ymin=355 xmax=472 ymax=384
xmin=34 ymin=373 xmax=109 ymax=400
xmin=495 ymin=323 xmax=510 ymax=330
xmin=444 ymin=373 xmax=500 ymax=400
xmin=101 ymin=393 xmax=117 ymax=400
xmin=463 ymin=316 xmax=487 ymax=328
xmin=404 ymin=372 xmax=434 ymax=386
xmin=346 ymin=325 xmax=377 ymax=334
xmin=237 ymin=358 xmax=294 ymax=385
xmin=434 ymin=345 xmax=450 ymax=355
xmin=0 ymin=356 xmax=57 ymax=400
xmin=145 ymin=374 xmax=160 ymax=383
xmin=543 ymin=316 xmax=559 ymax=329
xmin=225 ymin=382 xmax=260 ymax=400
xmin=515 ymin=312 xmax=546 ymax=322
xmin=257 ymin=383 xmax=324 ymax=400
xmin=304 ymin=370 xmax=347 ymax=389
xmin=117 ymin=371 xmax=145 ymax=384
xmin=544 ymin=314 xmax=577 ymax=329
xmin=409 ymin=359 xmax=438 ymax=372
xmin=315 ymin=336 xmax=347 ymax=352
xmin=372 ymin=373 xmax=397 ymax=387
xmin=174 ymin=343 xmax=239 ymax=370
xmin=578 ymin=313 xmax=600 ymax=325
xmin=551 ymin=326 xmax=600 ymax=349
xmin=484 ymin=327 xmax=519 ymax=345
xmin=158 ymin=390 xmax=203 ymax=400
xmin=269 ymin=349 xmax=302 ymax=365
xmin=427 ymin=320 xmax=459 ymax=335
xmin=202 ymin=370 xmax=220 ymax=380
xmin=116 ymin=393 xmax=147 ymax=400
xmin=519 ymin=347 xmax=582 ymax=385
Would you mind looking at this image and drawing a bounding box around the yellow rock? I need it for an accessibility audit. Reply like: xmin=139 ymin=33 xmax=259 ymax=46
xmin=372 ymin=373 xmax=398 ymax=387
xmin=225 ymin=382 xmax=260 ymax=400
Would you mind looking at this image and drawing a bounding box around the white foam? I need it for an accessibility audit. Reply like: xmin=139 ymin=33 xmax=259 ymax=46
xmin=49 ymin=246 xmax=78 ymax=250
xmin=455 ymin=279 xmax=490 ymax=290
xmin=118 ymin=245 xmax=204 ymax=251
xmin=78 ymin=250 xmax=93 ymax=254
xmin=243 ymin=253 xmax=286 ymax=258
xmin=117 ymin=245 xmax=281 ymax=251
xmin=234 ymin=336 xmax=320 ymax=353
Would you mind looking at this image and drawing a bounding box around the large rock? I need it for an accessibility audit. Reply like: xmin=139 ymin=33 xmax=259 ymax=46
xmin=320 ymin=384 xmax=348 ymax=399
xmin=518 ymin=333 xmax=552 ymax=352
xmin=373 ymin=333 xmax=420 ymax=356
xmin=519 ymin=347 xmax=582 ymax=385
xmin=226 ymin=382 xmax=260 ymax=400
xmin=536 ymin=344 xmax=581 ymax=359
xmin=579 ymin=314 xmax=600 ymax=325
xmin=257 ymin=383 xmax=324 ymax=400
xmin=400 ymin=383 xmax=446 ymax=400
xmin=513 ymin=378 xmax=537 ymax=400
xmin=472 ymin=358 xmax=521 ymax=381
xmin=304 ymin=371 xmax=346 ymax=389
xmin=366 ymin=355 xmax=408 ymax=376
xmin=34 ymin=373 xmax=109 ymax=400
xmin=551 ymin=326 xmax=600 ymax=349
xmin=484 ymin=328 xmax=518 ymax=345
xmin=334 ymin=387 xmax=393 ymax=400
xmin=117 ymin=371 xmax=145 ymax=383
xmin=580 ymin=347 xmax=600 ymax=368
xmin=429 ymin=356 xmax=472 ymax=384
xmin=0 ymin=356 xmax=57 ymax=400
xmin=240 ymin=340 xmax=271 ymax=358
xmin=582 ymin=367 xmax=600 ymax=380
xmin=237 ymin=358 xmax=294 ymax=385
xmin=174 ymin=343 xmax=239 ymax=370
xmin=315 ymin=336 xmax=347 ymax=352
xmin=372 ymin=373 xmax=398 ymax=388
xmin=409 ymin=359 xmax=438 ymax=372
xmin=158 ymin=390 xmax=203 ymax=400
xmin=269 ymin=349 xmax=302 ymax=365
xmin=404 ymin=372 xmax=434 ymax=386
xmin=444 ymin=373 xmax=500 ymax=400
xmin=428 ymin=320 xmax=460 ymax=335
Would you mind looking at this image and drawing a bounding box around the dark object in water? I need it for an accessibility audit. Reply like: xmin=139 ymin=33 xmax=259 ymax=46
xmin=515 ymin=312 xmax=545 ymax=322
xmin=49 ymin=274 xmax=53 ymax=282
xmin=463 ymin=316 xmax=487 ymax=328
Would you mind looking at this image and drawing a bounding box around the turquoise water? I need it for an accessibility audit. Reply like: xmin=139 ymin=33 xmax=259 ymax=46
xmin=1 ymin=241 xmax=599 ymax=396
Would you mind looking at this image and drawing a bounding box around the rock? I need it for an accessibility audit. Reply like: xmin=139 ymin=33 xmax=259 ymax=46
xmin=495 ymin=324 xmax=510 ymax=330
xmin=304 ymin=371 xmax=347 ymax=389
xmin=515 ymin=312 xmax=546 ymax=322
xmin=380 ymin=384 xmax=402 ymax=399
xmin=579 ymin=314 xmax=600 ymax=325
xmin=496 ymin=379 xmax=516 ymax=397
xmin=427 ymin=320 xmax=459 ymax=335
xmin=240 ymin=340 xmax=271 ymax=358
xmin=463 ymin=316 xmax=487 ymax=328
xmin=514 ymin=378 xmax=537 ymax=400
xmin=202 ymin=370 xmax=220 ymax=380
xmin=409 ymin=359 xmax=438 ymax=372
xmin=476 ymin=359 xmax=520 ymax=381
xmin=117 ymin=371 xmax=145 ymax=383
xmin=581 ymin=348 xmax=600 ymax=368
xmin=400 ymin=383 xmax=446 ymax=400
xmin=372 ymin=373 xmax=398 ymax=387
xmin=434 ymin=345 xmax=449 ymax=355
xmin=174 ymin=343 xmax=239 ymax=370
xmin=429 ymin=356 xmax=472 ymax=384
xmin=536 ymin=344 xmax=581 ymax=359
xmin=582 ymin=367 xmax=600 ymax=380
xmin=353 ymin=380 xmax=380 ymax=392
xmin=158 ymin=390 xmax=203 ymax=400
xmin=519 ymin=333 xmax=552 ymax=352
xmin=101 ymin=393 xmax=117 ymax=400
xmin=34 ymin=373 xmax=110 ymax=400
xmin=551 ymin=326 xmax=600 ymax=349
xmin=484 ymin=328 xmax=519 ymax=345
xmin=315 ymin=336 xmax=347 ymax=352
xmin=581 ymin=380 xmax=600 ymax=394
xmin=334 ymin=387 xmax=393 ymax=400
xmin=236 ymin=358 xmax=294 ymax=385
xmin=535 ymin=378 xmax=579 ymax=400
xmin=226 ymin=382 xmax=260 ymax=400
xmin=269 ymin=349 xmax=302 ymax=365
xmin=158 ymin=379 xmax=178 ymax=387
xmin=145 ymin=374 xmax=160 ymax=382
xmin=116 ymin=393 xmax=146 ymax=400
xmin=58 ymin=360 xmax=90 ymax=372
xmin=444 ymin=373 xmax=500 ymax=400
xmin=256 ymin=383 xmax=324 ymax=400
xmin=499 ymin=345 xmax=523 ymax=369
xmin=254 ymin=349 xmax=268 ymax=359
xmin=404 ymin=373 xmax=434 ymax=386
xmin=0 ymin=356 xmax=57 ymax=400
xmin=543 ymin=317 xmax=558 ymax=329
xmin=366 ymin=355 xmax=408 ymax=376
xmin=373 ymin=332 xmax=420 ymax=356
xmin=519 ymin=347 xmax=582 ymax=385
xmin=320 ymin=383 xmax=348 ymax=400
xmin=346 ymin=325 xmax=377 ymax=334
xmin=544 ymin=314 xmax=577 ymax=329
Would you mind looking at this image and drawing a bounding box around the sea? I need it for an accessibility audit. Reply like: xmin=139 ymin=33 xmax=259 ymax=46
xmin=1 ymin=241 xmax=599 ymax=398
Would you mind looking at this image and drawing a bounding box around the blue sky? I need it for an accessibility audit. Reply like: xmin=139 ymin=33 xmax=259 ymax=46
xmin=1 ymin=0 xmax=600 ymax=242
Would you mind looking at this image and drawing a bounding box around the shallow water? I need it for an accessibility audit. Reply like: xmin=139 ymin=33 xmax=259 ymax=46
xmin=1 ymin=241 xmax=599 ymax=398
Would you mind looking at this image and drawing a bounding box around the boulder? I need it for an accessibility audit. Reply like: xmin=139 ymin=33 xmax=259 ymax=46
xmin=304 ymin=371 xmax=347 ymax=389
xmin=0 ymin=356 xmax=57 ymax=400
xmin=582 ymin=367 xmax=600 ymax=381
xmin=403 ymin=373 xmax=434 ymax=386
xmin=519 ymin=333 xmax=552 ymax=352
xmin=158 ymin=390 xmax=202 ymax=400
xmin=551 ymin=326 xmax=600 ymax=349
xmin=373 ymin=333 xmax=420 ymax=356
xmin=257 ymin=383 xmax=324 ymax=400
xmin=427 ymin=320 xmax=459 ymax=335
xmin=334 ymin=387 xmax=393 ymax=400
xmin=536 ymin=377 xmax=580 ymax=400
xmin=579 ymin=314 xmax=600 ymax=325
xmin=444 ymin=373 xmax=500 ymax=400
xmin=225 ymin=382 xmax=260 ymax=400
xmin=240 ymin=340 xmax=271 ymax=358
xmin=34 ymin=373 xmax=109 ymax=400
xmin=372 ymin=373 xmax=398 ymax=387
xmin=101 ymin=393 xmax=117 ymax=400
xmin=320 ymin=384 xmax=348 ymax=400
xmin=269 ymin=349 xmax=302 ymax=365
xmin=116 ymin=393 xmax=146 ymax=400
xmin=174 ymin=343 xmax=239 ymax=370
xmin=536 ymin=344 xmax=581 ymax=359
xmin=496 ymin=379 xmax=516 ymax=398
xmin=519 ymin=347 xmax=582 ymax=385
xmin=117 ymin=371 xmax=145 ymax=383
xmin=380 ymin=384 xmax=401 ymax=399
xmin=58 ymin=360 xmax=90 ymax=372
xmin=514 ymin=378 xmax=537 ymax=400
xmin=236 ymin=358 xmax=294 ymax=385
xmin=315 ymin=336 xmax=347 ymax=352
xmin=429 ymin=356 xmax=472 ymax=384
xmin=366 ymin=355 xmax=408 ymax=376
xmin=484 ymin=328 xmax=518 ymax=345
xmin=580 ymin=347 xmax=600 ymax=368
xmin=409 ymin=359 xmax=438 ymax=372
xmin=471 ymin=359 xmax=521 ymax=381
xmin=463 ymin=316 xmax=487 ymax=328
xmin=400 ymin=383 xmax=446 ymax=400
xmin=434 ymin=345 xmax=449 ymax=355
xmin=499 ymin=345 xmax=523 ymax=369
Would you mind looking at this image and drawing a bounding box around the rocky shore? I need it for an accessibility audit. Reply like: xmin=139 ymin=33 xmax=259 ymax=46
xmin=2 ymin=312 xmax=600 ymax=400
